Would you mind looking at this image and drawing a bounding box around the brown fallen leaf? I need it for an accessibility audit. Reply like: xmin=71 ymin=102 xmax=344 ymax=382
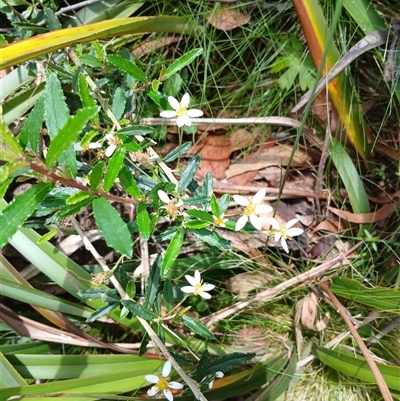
xmin=131 ymin=36 xmax=179 ymax=59
xmin=207 ymin=6 xmax=251 ymax=31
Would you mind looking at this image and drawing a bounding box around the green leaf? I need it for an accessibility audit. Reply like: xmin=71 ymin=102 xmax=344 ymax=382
xmin=66 ymin=191 xmax=92 ymax=205
xmin=161 ymin=229 xmax=185 ymax=276
xmin=19 ymin=95 xmax=45 ymax=153
xmin=89 ymin=161 xmax=105 ymax=190
xmin=177 ymin=153 xmax=201 ymax=192
xmin=313 ymin=345 xmax=400 ymax=390
xmin=46 ymin=106 xmax=99 ymax=168
xmin=117 ymin=125 xmax=155 ymax=136
xmin=43 ymin=7 xmax=62 ymax=30
xmin=330 ymin=139 xmax=370 ymax=214
xmin=37 ymin=228 xmax=58 ymax=244
xmin=139 ymin=332 xmax=150 ymax=356
xmin=53 ymin=197 xmax=93 ymax=220
xmin=0 ymin=183 xmax=53 ymax=248
xmin=203 ymin=172 xmax=213 ymax=196
xmin=104 ymin=148 xmax=125 ymax=191
xmin=92 ymin=197 xmax=133 ymax=257
xmin=78 ymin=73 xmax=96 ymax=108
xmin=218 ymin=194 xmax=230 ymax=214
xmin=112 ymin=87 xmax=126 ymax=121
xmin=163 ymin=141 xmax=192 ymax=162
xmin=119 ymin=166 xmax=141 ymax=198
xmin=185 ymin=209 xmax=214 ymax=223
xmin=0 ymin=353 xmax=27 ymax=388
xmin=181 ymin=315 xmax=215 ymax=339
xmin=137 ymin=202 xmax=150 ymax=240
xmin=185 ymin=220 xmax=211 ymax=229
xmin=121 ymin=300 xmax=157 ymax=320
xmin=78 ymin=288 xmax=120 ymax=303
xmin=145 ymin=255 xmax=161 ymax=308
xmin=164 ymin=48 xmax=203 ymax=79
xmin=79 ymin=54 xmax=102 ymax=68
xmin=208 ymin=352 xmax=257 ymax=374
xmin=126 ymin=281 xmax=136 ymax=299
xmin=196 ymin=350 xmax=211 ymax=382
xmin=107 ymin=54 xmax=148 ymax=83
xmin=210 ymin=194 xmax=220 ymax=216
xmin=163 ymin=279 xmax=174 ymax=312
xmin=0 ymin=120 xmax=25 ymax=160
xmin=44 ymin=72 xmax=69 ymax=139
xmin=182 ymin=195 xmax=210 ymax=205
xmin=86 ymin=302 xmax=119 ymax=323
xmin=190 ymin=228 xmax=231 ymax=250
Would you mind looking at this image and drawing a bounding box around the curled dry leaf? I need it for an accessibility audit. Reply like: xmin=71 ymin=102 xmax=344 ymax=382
xmin=207 ymin=7 xmax=251 ymax=31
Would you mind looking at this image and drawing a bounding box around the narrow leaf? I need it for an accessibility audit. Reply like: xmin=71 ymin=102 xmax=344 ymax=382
xmin=54 ymin=197 xmax=93 ymax=220
xmin=161 ymin=229 xmax=185 ymax=276
xmin=209 ymin=352 xmax=257 ymax=374
xmin=163 ymin=141 xmax=192 ymax=162
xmin=137 ymin=202 xmax=150 ymax=240
xmin=181 ymin=315 xmax=215 ymax=339
xmin=190 ymin=228 xmax=231 ymax=250
xmin=89 ymin=161 xmax=105 ymax=190
xmin=121 ymin=300 xmax=157 ymax=320
xmin=86 ymin=302 xmax=119 ymax=323
xmin=0 ymin=183 xmax=53 ymax=248
xmin=177 ymin=153 xmax=201 ymax=192
xmin=92 ymin=197 xmax=133 ymax=257
xmin=145 ymin=255 xmax=161 ymax=308
xmin=78 ymin=73 xmax=96 ymax=108
xmin=43 ymin=7 xmax=62 ymax=31
xmin=107 ymin=54 xmax=148 ymax=83
xmin=218 ymin=194 xmax=230 ymax=214
xmin=164 ymin=48 xmax=203 ymax=79
xmin=117 ymin=125 xmax=154 ymax=136
xmin=104 ymin=148 xmax=125 ymax=191
xmin=119 ymin=166 xmax=141 ymax=198
xmin=186 ymin=209 xmax=214 ymax=223
xmin=210 ymin=194 xmax=220 ymax=216
xmin=46 ymin=106 xmax=99 ymax=168
xmin=163 ymin=279 xmax=174 ymax=312
xmin=112 ymin=87 xmax=126 ymax=121
xmin=66 ymin=191 xmax=92 ymax=205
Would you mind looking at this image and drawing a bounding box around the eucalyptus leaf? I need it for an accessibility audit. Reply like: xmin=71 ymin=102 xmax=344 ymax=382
xmin=92 ymin=197 xmax=133 ymax=258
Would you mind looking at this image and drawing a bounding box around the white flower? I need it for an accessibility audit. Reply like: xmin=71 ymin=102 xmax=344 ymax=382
xmin=233 ymin=188 xmax=272 ymax=231
xmin=160 ymin=93 xmax=203 ymax=127
xmin=74 ymin=142 xmax=102 ymax=151
xmin=158 ymin=190 xmax=184 ymax=220
xmin=266 ymin=217 xmax=304 ymax=253
xmin=213 ymin=214 xmax=228 ymax=227
xmin=181 ymin=270 xmax=215 ymax=299
xmin=145 ymin=361 xmax=183 ymax=401
xmin=104 ymin=133 xmax=122 ymax=157
xmin=208 ymin=371 xmax=224 ymax=389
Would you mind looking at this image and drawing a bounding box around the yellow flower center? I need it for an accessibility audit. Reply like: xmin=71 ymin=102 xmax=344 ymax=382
xmin=176 ymin=106 xmax=187 ymax=117
xmin=214 ymin=217 xmax=225 ymax=226
xmin=193 ymin=282 xmax=204 ymax=295
xmin=156 ymin=377 xmax=169 ymax=391
xmin=165 ymin=203 xmax=180 ymax=220
xmin=243 ymin=204 xmax=256 ymax=216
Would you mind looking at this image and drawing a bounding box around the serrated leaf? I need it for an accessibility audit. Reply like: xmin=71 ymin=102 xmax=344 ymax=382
xmin=203 ymin=172 xmax=213 ymax=196
xmin=145 ymin=255 xmax=161 ymax=308
xmin=43 ymin=7 xmax=62 ymax=31
xmin=121 ymin=300 xmax=157 ymax=320
xmin=117 ymin=126 xmax=155 ymax=136
xmin=182 ymin=195 xmax=210 ymax=206
xmin=89 ymin=161 xmax=105 ymax=190
xmin=78 ymin=73 xmax=96 ymax=108
xmin=107 ymin=54 xmax=148 ymax=83
xmin=161 ymin=229 xmax=185 ymax=276
xmin=79 ymin=54 xmax=102 ymax=68
xmin=181 ymin=315 xmax=214 ymax=339
xmin=210 ymin=194 xmax=220 ymax=216
xmin=185 ymin=220 xmax=211 ymax=229
xmin=46 ymin=106 xmax=99 ymax=168
xmin=177 ymin=153 xmax=201 ymax=192
xmin=125 ymin=281 xmax=136 ymax=299
xmin=86 ymin=302 xmax=119 ymax=323
xmin=66 ymin=191 xmax=92 ymax=205
xmin=164 ymin=48 xmax=203 ymax=79
xmin=163 ymin=141 xmax=192 ymax=163
xmin=19 ymin=95 xmax=45 ymax=153
xmin=185 ymin=209 xmax=214 ymax=223
xmin=104 ymin=148 xmax=125 ymax=191
xmin=137 ymin=202 xmax=150 ymax=240
xmin=78 ymin=288 xmax=120 ymax=302
xmin=196 ymin=350 xmax=211 ymax=382
xmin=218 ymin=194 xmax=230 ymax=214
xmin=53 ymin=197 xmax=93 ymax=220
xmin=163 ymin=279 xmax=174 ymax=312
xmin=112 ymin=87 xmax=126 ymax=121
xmin=208 ymin=352 xmax=257 ymax=374
xmin=119 ymin=166 xmax=141 ymax=198
xmin=92 ymin=197 xmax=133 ymax=257
xmin=44 ymin=73 xmax=69 ymax=139
xmin=0 ymin=183 xmax=53 ymax=248
xmin=190 ymin=228 xmax=231 ymax=250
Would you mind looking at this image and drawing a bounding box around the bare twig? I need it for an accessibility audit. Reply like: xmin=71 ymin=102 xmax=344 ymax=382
xmin=317 ymin=281 xmax=393 ymax=401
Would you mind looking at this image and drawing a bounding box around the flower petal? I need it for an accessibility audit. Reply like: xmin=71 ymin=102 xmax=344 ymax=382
xmin=187 ymin=108 xmax=203 ymax=117
xmin=285 ymin=219 xmax=299 ymax=229
xmin=249 ymin=214 xmax=262 ymax=230
xmin=286 ymin=227 xmax=304 ymax=237
xmin=281 ymin=238 xmax=289 ymax=253
xmin=74 ymin=143 xmax=83 ymax=151
xmin=252 ymin=188 xmax=267 ymax=204
xmin=201 ymin=283 xmax=215 ymax=291
xmin=169 ymin=381 xmax=183 ymax=390
xmin=162 ymin=360 xmax=172 ymax=377
xmin=177 ymin=114 xmax=191 ymax=127
xmin=157 ymin=190 xmax=171 ymax=204
xmin=163 ymin=389 xmax=174 ymax=401
xmin=168 ymin=96 xmax=180 ymax=110
xmin=274 ymin=232 xmax=282 ymax=242
xmin=105 ymin=144 xmax=116 ymax=157
xmin=235 ymin=215 xmax=248 ymax=231
xmin=181 ymin=285 xmax=195 ymax=294
xmin=216 ymin=371 xmax=224 ymax=378
xmin=88 ymin=142 xmax=102 ymax=149
xmin=185 ymin=274 xmax=197 ymax=286
xmin=193 ymin=270 xmax=201 ymax=284
xmin=255 ymin=204 xmax=273 ymax=214
xmin=199 ymin=291 xmax=212 ymax=299
xmin=160 ymin=110 xmax=177 ymax=118
xmin=232 ymin=195 xmax=250 ymax=207
xmin=181 ymin=93 xmax=190 ymax=108
xmin=147 ymin=386 xmax=158 ymax=397
xmin=145 ymin=375 xmax=159 ymax=384
xmin=266 ymin=217 xmax=281 ymax=230
xmin=209 ymin=379 xmax=214 ymax=389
